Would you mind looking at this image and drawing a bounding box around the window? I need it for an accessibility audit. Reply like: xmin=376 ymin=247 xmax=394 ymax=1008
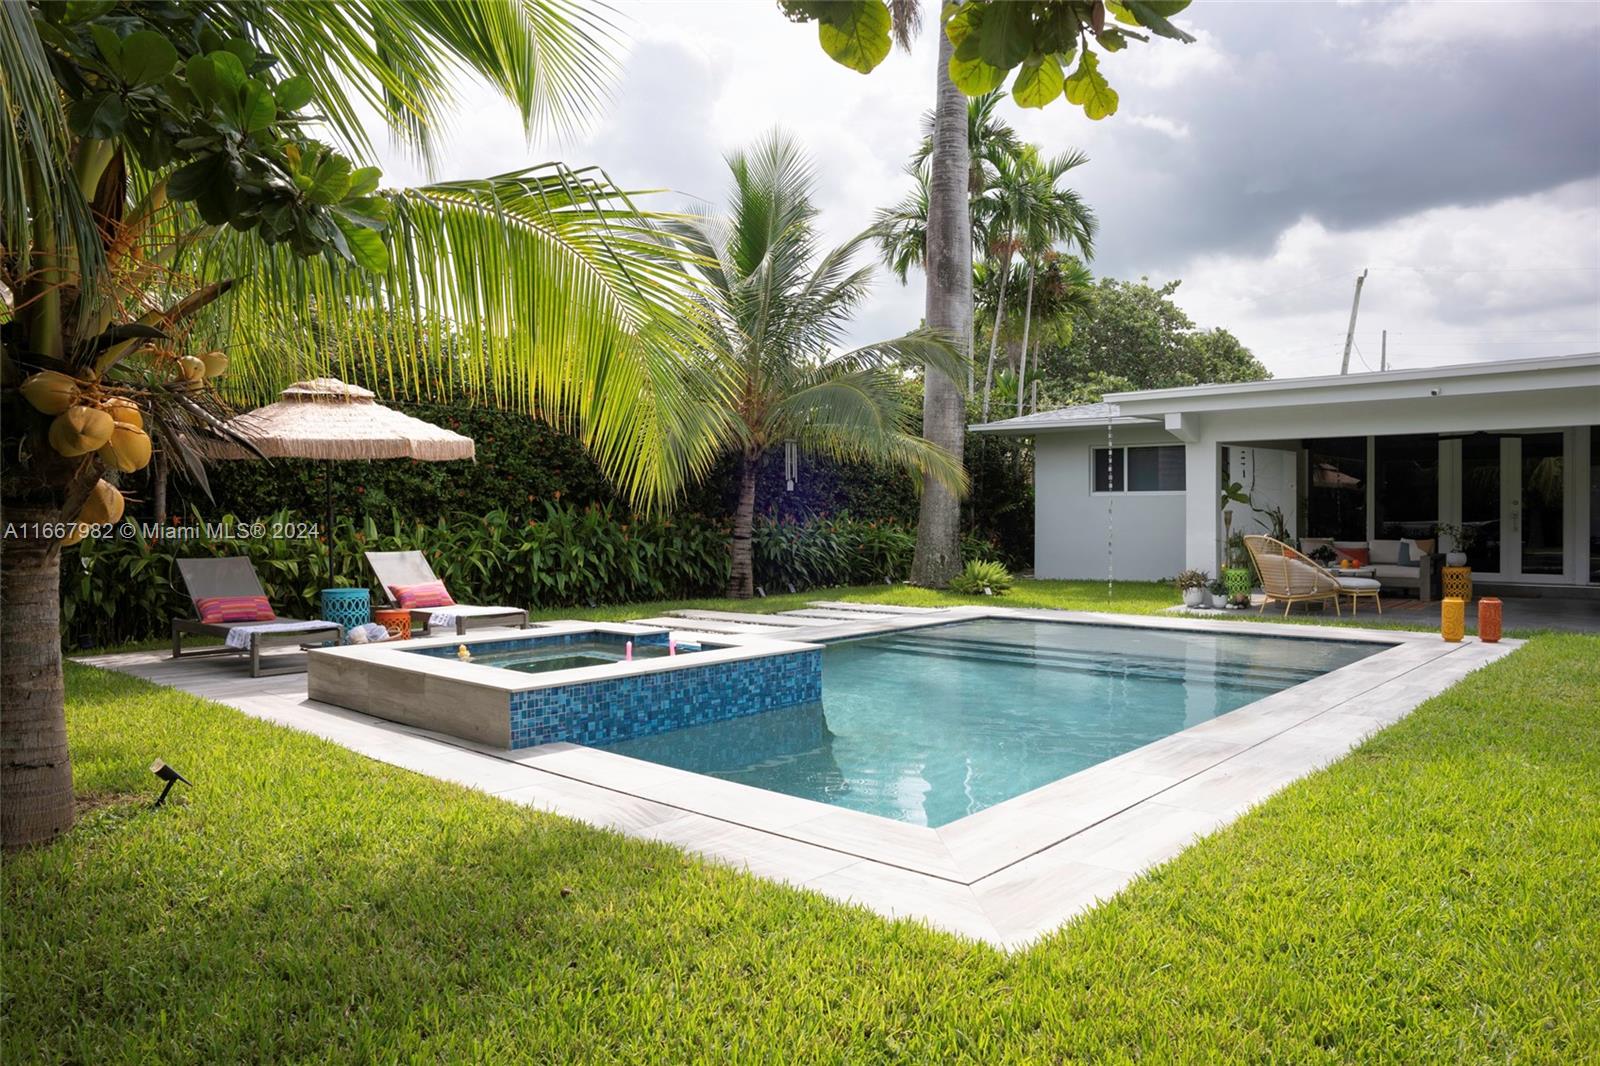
xmin=1373 ymin=434 xmax=1439 ymax=539
xmin=1092 ymin=446 xmax=1185 ymax=493
xmin=1305 ymin=437 xmax=1366 ymax=540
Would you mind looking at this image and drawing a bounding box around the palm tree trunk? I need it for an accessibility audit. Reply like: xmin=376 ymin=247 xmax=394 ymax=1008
xmin=980 ymin=246 xmax=1011 ymax=422
xmin=1 ymin=509 xmax=76 ymax=848
xmin=727 ymin=448 xmax=759 ymax=599
xmin=910 ymin=31 xmax=972 ymax=588
xmin=1016 ymin=262 xmax=1036 ymax=417
xmin=152 ymin=447 xmax=169 ymax=524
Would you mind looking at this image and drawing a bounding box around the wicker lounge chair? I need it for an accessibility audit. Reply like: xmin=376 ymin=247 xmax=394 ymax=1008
xmin=172 ymin=557 xmax=343 ymax=676
xmin=364 ymin=550 xmax=528 ymax=636
xmin=1243 ymin=535 xmax=1383 ymax=617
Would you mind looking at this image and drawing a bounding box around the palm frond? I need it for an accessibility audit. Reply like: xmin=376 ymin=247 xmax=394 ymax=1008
xmin=224 ymin=0 xmax=620 ymax=165
xmin=181 ymin=165 xmax=722 ymax=510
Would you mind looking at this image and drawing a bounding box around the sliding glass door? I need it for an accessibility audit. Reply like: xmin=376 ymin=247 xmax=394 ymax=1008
xmin=1516 ymin=433 xmax=1565 ymax=577
xmin=1456 ymin=431 xmax=1569 ymax=580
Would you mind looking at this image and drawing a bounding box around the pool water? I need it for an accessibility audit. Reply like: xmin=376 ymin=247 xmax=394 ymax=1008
xmin=601 ymin=618 xmax=1382 ymax=827
xmin=459 ymin=638 xmax=688 ymax=675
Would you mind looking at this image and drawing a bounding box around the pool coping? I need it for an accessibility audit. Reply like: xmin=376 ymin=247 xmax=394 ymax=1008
xmin=79 ymin=607 xmax=1521 ymax=949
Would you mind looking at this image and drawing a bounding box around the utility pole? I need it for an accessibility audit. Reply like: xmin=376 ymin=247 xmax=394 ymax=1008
xmin=1380 ymin=329 xmax=1387 ymax=371
xmin=1339 ymin=268 xmax=1368 ymax=375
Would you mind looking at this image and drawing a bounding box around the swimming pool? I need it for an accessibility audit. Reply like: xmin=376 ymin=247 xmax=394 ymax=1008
xmin=601 ymin=617 xmax=1382 ymax=827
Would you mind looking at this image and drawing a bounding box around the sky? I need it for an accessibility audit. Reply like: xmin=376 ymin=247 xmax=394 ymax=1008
xmin=370 ymin=0 xmax=1600 ymax=380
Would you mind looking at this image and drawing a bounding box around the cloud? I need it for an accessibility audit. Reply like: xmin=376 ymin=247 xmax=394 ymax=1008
xmin=366 ymin=1 xmax=1600 ymax=378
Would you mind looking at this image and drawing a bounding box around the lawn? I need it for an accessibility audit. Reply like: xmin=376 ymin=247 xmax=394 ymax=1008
xmin=5 ymin=616 xmax=1597 ymax=1062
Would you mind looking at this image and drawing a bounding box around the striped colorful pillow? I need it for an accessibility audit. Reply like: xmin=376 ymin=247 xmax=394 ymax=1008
xmin=390 ymin=580 xmax=454 ymax=610
xmin=195 ymin=595 xmax=276 ymax=624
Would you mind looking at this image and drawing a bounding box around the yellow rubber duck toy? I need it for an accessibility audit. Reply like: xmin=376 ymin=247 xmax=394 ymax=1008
xmin=456 ymin=644 xmax=472 ymax=662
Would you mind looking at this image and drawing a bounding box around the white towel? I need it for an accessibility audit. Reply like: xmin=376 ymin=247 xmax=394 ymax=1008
xmin=224 ymin=620 xmax=339 ymax=650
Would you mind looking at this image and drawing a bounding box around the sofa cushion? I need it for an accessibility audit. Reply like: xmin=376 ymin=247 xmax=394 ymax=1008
xmin=1373 ymin=564 xmax=1420 ymax=581
xmin=1335 ymin=576 xmax=1382 ymax=590
xmin=1369 ymin=539 xmax=1401 ymax=565
xmin=1300 ymin=537 xmax=1334 ymax=555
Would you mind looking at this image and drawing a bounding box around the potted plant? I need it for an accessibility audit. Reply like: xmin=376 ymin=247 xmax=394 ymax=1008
xmin=1306 ymin=543 xmax=1339 ymax=568
xmin=1223 ymin=532 xmax=1254 ymax=607
xmin=1436 ymin=522 xmax=1474 ymax=567
xmin=1175 ymin=569 xmax=1211 ymax=608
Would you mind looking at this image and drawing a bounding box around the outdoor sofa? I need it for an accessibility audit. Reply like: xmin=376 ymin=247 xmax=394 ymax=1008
xmin=1299 ymin=536 xmax=1440 ymax=602
xmin=172 ymin=557 xmax=343 ymax=677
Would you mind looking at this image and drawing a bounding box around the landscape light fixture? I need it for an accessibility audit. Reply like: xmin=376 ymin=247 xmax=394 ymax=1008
xmin=149 ymin=760 xmax=191 ymax=807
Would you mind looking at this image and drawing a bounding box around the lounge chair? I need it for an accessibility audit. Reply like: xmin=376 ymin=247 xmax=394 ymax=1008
xmin=1243 ymin=535 xmax=1382 ymax=617
xmin=364 ymin=550 xmax=528 ymax=636
xmin=172 ymin=557 xmax=343 ymax=676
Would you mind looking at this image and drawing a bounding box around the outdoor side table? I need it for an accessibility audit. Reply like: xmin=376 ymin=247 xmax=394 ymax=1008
xmin=1441 ymin=565 xmax=1473 ymax=603
xmin=321 ymin=587 xmax=371 ymax=634
xmin=373 ymin=608 xmax=412 ymax=640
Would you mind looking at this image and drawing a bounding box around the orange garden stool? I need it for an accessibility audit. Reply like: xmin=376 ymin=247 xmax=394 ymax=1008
xmin=373 ymin=608 xmax=412 ymax=640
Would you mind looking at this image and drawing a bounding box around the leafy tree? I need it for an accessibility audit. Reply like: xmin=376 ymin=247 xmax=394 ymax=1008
xmin=781 ymin=1 xmax=1194 ymax=119
xmin=0 ymin=0 xmax=702 ymax=847
xmin=1034 ymin=277 xmax=1270 ymax=403
xmin=670 ymin=134 xmax=966 ymax=597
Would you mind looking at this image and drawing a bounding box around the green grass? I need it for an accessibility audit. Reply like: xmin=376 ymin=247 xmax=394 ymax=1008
xmin=6 ymin=633 xmax=1597 ymax=1061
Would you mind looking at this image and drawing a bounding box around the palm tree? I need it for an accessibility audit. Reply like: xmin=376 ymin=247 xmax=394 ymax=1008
xmin=671 ymin=134 xmax=966 ymax=598
xmin=1015 ymin=253 xmax=1095 ymax=415
xmin=1 ymin=1 xmax=709 ymax=847
xmin=909 ymin=21 xmax=974 ymax=588
xmin=977 ymin=146 xmax=1095 ymax=421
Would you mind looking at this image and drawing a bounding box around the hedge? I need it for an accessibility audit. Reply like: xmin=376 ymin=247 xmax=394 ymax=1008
xmin=60 ymin=505 xmax=1001 ymax=648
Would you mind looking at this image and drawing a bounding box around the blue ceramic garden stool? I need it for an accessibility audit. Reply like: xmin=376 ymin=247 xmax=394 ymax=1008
xmin=320 ymin=587 xmax=371 ymax=635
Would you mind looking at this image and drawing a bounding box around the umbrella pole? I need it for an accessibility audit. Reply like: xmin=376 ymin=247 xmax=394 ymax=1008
xmin=326 ymin=460 xmax=335 ymax=586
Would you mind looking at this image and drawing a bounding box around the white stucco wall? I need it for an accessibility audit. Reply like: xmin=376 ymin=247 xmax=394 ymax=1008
xmin=1033 ymin=426 xmax=1185 ymax=581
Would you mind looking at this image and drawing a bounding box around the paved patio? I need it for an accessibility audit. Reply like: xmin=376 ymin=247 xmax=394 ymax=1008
xmin=78 ymin=604 xmax=1520 ymax=949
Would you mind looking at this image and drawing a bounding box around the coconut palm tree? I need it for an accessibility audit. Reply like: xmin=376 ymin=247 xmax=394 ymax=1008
xmin=671 ymin=133 xmax=967 ymax=598
xmin=1015 ymin=253 xmax=1095 ymax=415
xmin=0 ymin=0 xmax=712 ymax=847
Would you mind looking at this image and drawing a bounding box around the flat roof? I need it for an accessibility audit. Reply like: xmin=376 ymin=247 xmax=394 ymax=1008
xmin=971 ymin=352 xmax=1600 ymax=434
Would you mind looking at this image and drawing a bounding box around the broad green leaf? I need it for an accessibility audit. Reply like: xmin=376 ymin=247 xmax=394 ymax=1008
xmin=207 ymin=49 xmax=247 ymax=92
xmin=119 ymin=30 xmax=179 ymax=86
xmin=1121 ymin=0 xmax=1196 ymax=42
xmin=237 ymin=78 xmax=276 ymax=133
xmin=88 ymin=23 xmax=121 ymax=67
xmin=60 ymin=0 xmax=118 ymax=23
xmin=348 ymin=166 xmax=382 ymax=198
xmin=1011 ymin=53 xmax=1063 ymax=108
xmin=1064 ymin=49 xmax=1118 ymax=119
xmin=223 ymin=37 xmax=259 ymax=69
xmin=945 ymin=4 xmax=980 ymax=49
xmin=817 ymin=1 xmax=891 ymax=74
xmin=307 ymin=154 xmax=353 ymax=205
xmin=977 ymin=1 xmax=1032 ymax=71
xmin=1096 ymin=28 xmax=1128 ymax=53
xmin=276 ymin=74 xmax=315 ymax=112
xmin=948 ymin=54 xmax=1006 ymax=95
xmin=67 ymin=93 xmax=126 ymax=139
xmin=185 ymin=56 xmax=223 ymax=106
xmin=333 ymin=214 xmax=390 ymax=272
xmin=167 ymin=153 xmax=224 ymax=200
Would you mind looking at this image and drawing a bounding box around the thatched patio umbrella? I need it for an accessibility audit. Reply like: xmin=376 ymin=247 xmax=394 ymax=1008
xmin=203 ymin=378 xmax=474 ymax=580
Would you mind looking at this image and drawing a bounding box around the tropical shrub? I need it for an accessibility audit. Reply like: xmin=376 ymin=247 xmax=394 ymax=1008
xmin=947 ymin=559 xmax=1013 ymax=596
xmin=60 ymin=506 xmax=930 ymax=648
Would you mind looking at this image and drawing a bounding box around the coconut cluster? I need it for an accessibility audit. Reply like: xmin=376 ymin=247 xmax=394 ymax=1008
xmin=17 ymin=349 xmax=226 ymax=547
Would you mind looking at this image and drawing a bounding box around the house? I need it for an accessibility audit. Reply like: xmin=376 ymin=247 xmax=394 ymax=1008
xmin=973 ymin=352 xmax=1600 ymax=596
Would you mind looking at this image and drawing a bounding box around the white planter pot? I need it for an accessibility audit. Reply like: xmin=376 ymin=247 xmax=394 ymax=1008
xmin=1445 ymin=551 xmax=1468 ymax=567
xmin=1182 ymin=587 xmax=1205 ymax=608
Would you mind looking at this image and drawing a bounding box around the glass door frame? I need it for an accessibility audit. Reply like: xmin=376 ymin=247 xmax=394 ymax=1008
xmin=1441 ymin=428 xmax=1578 ymax=584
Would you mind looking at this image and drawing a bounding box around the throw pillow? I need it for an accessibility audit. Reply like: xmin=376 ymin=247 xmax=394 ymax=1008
xmin=195 ymin=595 xmax=276 ymax=623
xmin=391 ymin=580 xmax=455 ymax=610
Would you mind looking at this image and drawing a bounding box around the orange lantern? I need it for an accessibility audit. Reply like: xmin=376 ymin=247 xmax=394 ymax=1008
xmin=1478 ymin=597 xmax=1502 ymax=643
xmin=1441 ymin=597 xmax=1465 ymax=643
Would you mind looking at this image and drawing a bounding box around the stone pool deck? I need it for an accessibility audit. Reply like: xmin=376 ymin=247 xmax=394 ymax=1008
xmin=77 ymin=605 xmax=1519 ymax=950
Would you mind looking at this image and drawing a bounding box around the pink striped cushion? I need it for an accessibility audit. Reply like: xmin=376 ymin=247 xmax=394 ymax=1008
xmin=390 ymin=580 xmax=454 ymax=610
xmin=195 ymin=595 xmax=276 ymax=623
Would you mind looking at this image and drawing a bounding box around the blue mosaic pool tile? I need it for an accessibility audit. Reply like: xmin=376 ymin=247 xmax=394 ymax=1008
xmin=506 ymin=649 xmax=822 ymax=749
